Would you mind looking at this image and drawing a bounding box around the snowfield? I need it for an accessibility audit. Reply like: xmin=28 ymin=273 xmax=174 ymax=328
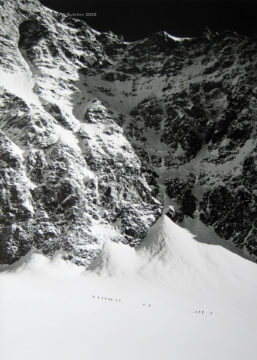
xmin=1 ymin=2 xmax=257 ymax=358
xmin=1 ymin=215 xmax=257 ymax=360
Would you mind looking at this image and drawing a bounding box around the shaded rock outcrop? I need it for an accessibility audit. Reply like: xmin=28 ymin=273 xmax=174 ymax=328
xmin=0 ymin=0 xmax=256 ymax=265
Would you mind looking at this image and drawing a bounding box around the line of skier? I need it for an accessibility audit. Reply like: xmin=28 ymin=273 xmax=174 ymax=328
xmin=194 ymin=310 xmax=213 ymax=315
xmin=92 ymin=295 xmax=121 ymax=302
xmin=92 ymin=296 xmax=152 ymax=308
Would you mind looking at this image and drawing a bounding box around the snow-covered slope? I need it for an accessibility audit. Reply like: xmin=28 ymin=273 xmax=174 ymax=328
xmin=1 ymin=214 xmax=257 ymax=360
xmin=0 ymin=0 xmax=256 ymax=266
xmin=0 ymin=0 xmax=162 ymax=266
xmin=1 ymin=2 xmax=256 ymax=358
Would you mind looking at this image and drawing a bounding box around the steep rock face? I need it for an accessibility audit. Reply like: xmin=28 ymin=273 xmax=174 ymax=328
xmin=0 ymin=0 xmax=256 ymax=265
xmin=85 ymin=30 xmax=257 ymax=260
xmin=0 ymin=0 xmax=161 ymax=266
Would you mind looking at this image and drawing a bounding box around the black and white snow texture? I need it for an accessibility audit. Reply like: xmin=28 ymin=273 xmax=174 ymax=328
xmin=0 ymin=0 xmax=256 ymax=266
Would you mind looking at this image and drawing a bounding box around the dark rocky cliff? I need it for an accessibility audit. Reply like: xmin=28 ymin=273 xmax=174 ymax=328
xmin=0 ymin=0 xmax=256 ymax=266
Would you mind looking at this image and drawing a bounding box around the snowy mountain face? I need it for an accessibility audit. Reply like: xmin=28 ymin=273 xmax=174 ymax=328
xmin=0 ymin=0 xmax=256 ymax=266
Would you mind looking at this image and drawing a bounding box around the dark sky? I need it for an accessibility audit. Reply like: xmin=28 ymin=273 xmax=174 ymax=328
xmin=39 ymin=0 xmax=257 ymax=41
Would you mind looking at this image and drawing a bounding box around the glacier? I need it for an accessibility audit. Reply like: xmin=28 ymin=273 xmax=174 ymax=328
xmin=0 ymin=1 xmax=257 ymax=358
xmin=1 ymin=214 xmax=257 ymax=360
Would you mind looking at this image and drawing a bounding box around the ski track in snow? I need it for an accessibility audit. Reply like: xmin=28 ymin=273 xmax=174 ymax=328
xmin=0 ymin=215 xmax=257 ymax=360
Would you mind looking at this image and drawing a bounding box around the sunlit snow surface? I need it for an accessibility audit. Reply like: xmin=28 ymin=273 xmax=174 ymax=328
xmin=1 ymin=216 xmax=257 ymax=360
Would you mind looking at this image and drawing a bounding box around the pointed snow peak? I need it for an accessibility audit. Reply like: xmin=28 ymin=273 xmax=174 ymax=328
xmin=147 ymin=30 xmax=189 ymax=45
xmin=163 ymin=31 xmax=191 ymax=42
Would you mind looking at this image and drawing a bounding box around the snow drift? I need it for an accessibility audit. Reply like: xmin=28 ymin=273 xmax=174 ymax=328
xmin=1 ymin=215 xmax=257 ymax=360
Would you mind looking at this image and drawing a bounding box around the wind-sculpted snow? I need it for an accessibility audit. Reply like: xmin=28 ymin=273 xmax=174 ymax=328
xmin=0 ymin=0 xmax=256 ymax=265
xmin=1 ymin=215 xmax=257 ymax=360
